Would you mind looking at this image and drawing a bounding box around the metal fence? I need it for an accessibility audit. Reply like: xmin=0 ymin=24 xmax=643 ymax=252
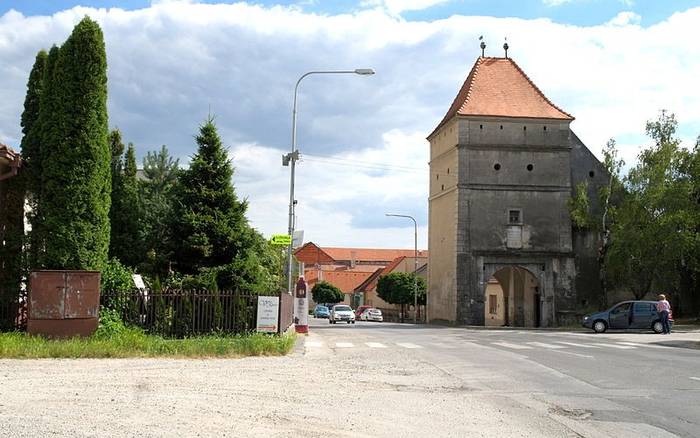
xmin=0 ymin=289 xmax=28 ymax=332
xmin=101 ymin=289 xmax=290 ymax=338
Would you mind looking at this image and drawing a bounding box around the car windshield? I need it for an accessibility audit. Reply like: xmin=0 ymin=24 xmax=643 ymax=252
xmin=316 ymin=306 xmax=328 ymax=311
xmin=334 ymin=306 xmax=351 ymax=311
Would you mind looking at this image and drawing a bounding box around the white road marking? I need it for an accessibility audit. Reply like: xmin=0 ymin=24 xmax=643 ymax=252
xmin=526 ymin=342 xmax=566 ymax=349
xmin=306 ymin=341 xmax=323 ymax=348
xmin=591 ymin=343 xmax=636 ymax=349
xmin=492 ymin=342 xmax=532 ymax=350
xmin=555 ymin=341 xmax=600 ymax=348
xmin=396 ymin=342 xmax=422 ymax=349
xmin=365 ymin=342 xmax=386 ymax=348
xmin=335 ymin=342 xmax=354 ymax=348
xmin=689 ymin=377 xmax=700 ymax=382
xmin=432 ymin=342 xmax=457 ymax=349
xmin=615 ymin=342 xmax=665 ymax=349
xmin=551 ymin=350 xmax=594 ymax=359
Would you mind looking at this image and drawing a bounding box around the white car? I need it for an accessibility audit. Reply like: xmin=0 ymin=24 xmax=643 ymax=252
xmin=360 ymin=308 xmax=383 ymax=322
xmin=329 ymin=305 xmax=355 ymax=324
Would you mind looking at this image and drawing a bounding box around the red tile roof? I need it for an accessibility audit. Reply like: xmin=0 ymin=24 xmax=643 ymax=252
xmin=321 ymin=247 xmax=427 ymax=263
xmin=429 ymin=56 xmax=573 ymax=138
xmin=305 ymin=270 xmax=374 ymax=293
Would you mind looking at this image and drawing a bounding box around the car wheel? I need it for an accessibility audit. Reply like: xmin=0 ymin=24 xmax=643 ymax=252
xmin=593 ymin=320 xmax=607 ymax=333
xmin=652 ymin=321 xmax=664 ymax=334
xmin=351 ymin=321 xmax=355 ymax=324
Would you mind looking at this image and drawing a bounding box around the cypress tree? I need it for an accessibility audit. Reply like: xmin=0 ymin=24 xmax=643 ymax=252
xmin=42 ymin=17 xmax=110 ymax=270
xmin=110 ymin=142 xmax=142 ymax=267
xmin=20 ymin=50 xmax=48 ymax=268
xmin=171 ymin=117 xmax=249 ymax=274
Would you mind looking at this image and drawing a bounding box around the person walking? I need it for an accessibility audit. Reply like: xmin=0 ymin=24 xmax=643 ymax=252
xmin=656 ymin=294 xmax=672 ymax=334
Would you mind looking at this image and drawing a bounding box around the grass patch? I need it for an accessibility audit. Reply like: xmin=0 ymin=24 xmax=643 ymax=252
xmin=0 ymin=329 xmax=296 ymax=359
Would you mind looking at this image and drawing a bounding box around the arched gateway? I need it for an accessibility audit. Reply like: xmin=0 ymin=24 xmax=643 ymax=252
xmin=484 ymin=266 xmax=540 ymax=327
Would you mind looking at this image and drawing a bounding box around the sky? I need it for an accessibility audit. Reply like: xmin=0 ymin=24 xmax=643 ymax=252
xmin=1 ymin=0 xmax=699 ymax=250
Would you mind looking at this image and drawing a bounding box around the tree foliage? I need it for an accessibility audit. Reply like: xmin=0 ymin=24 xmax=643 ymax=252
xmin=171 ymin=117 xmax=249 ymax=274
xmin=311 ymin=281 xmax=344 ymax=304
xmin=377 ymin=272 xmax=426 ymax=321
xmin=110 ymin=137 xmax=142 ymax=267
xmin=40 ymin=17 xmax=111 ymax=270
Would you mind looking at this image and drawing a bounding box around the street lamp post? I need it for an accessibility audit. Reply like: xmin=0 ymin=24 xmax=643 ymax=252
xmin=284 ymin=69 xmax=375 ymax=296
xmin=385 ymin=213 xmax=418 ymax=324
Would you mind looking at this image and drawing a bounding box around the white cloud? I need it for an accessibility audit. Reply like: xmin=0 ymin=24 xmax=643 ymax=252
xmin=606 ymin=11 xmax=641 ymax=26
xmin=360 ymin=0 xmax=452 ymax=15
xmin=1 ymin=3 xmax=699 ymax=249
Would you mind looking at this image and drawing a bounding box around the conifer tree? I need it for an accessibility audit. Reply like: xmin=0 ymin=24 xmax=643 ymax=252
xmin=171 ymin=117 xmax=249 ymax=274
xmin=41 ymin=17 xmax=110 ymax=270
xmin=110 ymin=142 xmax=142 ymax=267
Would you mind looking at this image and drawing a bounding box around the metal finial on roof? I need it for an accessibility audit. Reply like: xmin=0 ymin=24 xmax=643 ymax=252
xmin=479 ymin=35 xmax=486 ymax=57
xmin=503 ymin=37 xmax=509 ymax=58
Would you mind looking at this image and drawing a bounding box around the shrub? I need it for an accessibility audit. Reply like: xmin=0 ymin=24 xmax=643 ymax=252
xmin=95 ymin=307 xmax=131 ymax=339
xmin=101 ymin=258 xmax=134 ymax=292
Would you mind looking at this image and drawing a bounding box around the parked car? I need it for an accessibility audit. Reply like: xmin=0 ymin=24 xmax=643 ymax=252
xmin=359 ymin=308 xmax=383 ymax=322
xmin=314 ymin=305 xmax=330 ymax=319
xmin=329 ymin=305 xmax=355 ymax=324
xmin=355 ymin=305 xmax=372 ymax=318
xmin=582 ymin=300 xmax=674 ymax=333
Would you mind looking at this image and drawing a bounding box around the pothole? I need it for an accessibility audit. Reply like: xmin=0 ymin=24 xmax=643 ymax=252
xmin=548 ymin=405 xmax=593 ymax=420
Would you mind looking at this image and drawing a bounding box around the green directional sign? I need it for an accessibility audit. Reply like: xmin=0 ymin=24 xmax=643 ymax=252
xmin=270 ymin=234 xmax=292 ymax=246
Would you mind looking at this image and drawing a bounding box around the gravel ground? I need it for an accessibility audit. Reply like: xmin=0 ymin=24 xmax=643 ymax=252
xmin=0 ymin=341 xmax=577 ymax=438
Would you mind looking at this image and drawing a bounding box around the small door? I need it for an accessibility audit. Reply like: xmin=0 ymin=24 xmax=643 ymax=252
xmin=630 ymin=302 xmax=655 ymax=329
xmin=609 ymin=302 xmax=632 ymax=329
xmin=29 ymin=271 xmax=66 ymax=319
xmin=64 ymin=272 xmax=100 ymax=319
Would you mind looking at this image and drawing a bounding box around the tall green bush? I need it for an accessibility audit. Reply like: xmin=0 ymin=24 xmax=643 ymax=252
xmin=41 ymin=17 xmax=110 ymax=270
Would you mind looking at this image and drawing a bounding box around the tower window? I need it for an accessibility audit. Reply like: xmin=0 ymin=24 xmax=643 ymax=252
xmin=543 ymin=126 xmax=547 ymax=131
xmin=436 ymin=174 xmax=439 ymax=180
xmin=441 ymin=184 xmax=444 ymax=191
xmin=523 ymin=126 xmax=527 ymax=131
xmin=480 ymin=124 xmax=483 ymax=130
xmin=494 ymin=163 xmax=501 ymax=171
xmin=447 ymin=168 xmax=450 ymax=174
xmin=500 ymin=125 xmax=503 ymax=130
xmin=589 ymin=171 xmax=595 ymax=178
xmin=527 ymin=164 xmax=534 ymax=171
xmin=508 ymin=209 xmax=522 ymax=224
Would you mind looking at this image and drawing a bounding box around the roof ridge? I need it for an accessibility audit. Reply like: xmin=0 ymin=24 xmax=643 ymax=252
xmin=507 ymin=58 xmax=574 ymax=120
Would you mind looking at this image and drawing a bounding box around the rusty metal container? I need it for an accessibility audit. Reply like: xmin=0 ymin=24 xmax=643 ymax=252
xmin=28 ymin=270 xmax=101 ymax=338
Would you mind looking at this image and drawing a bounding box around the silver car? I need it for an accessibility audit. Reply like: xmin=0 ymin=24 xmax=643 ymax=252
xmin=360 ymin=308 xmax=383 ymax=322
xmin=329 ymin=305 xmax=355 ymax=324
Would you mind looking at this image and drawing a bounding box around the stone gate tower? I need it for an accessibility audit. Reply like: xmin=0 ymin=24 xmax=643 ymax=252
xmin=427 ymin=55 xmax=607 ymax=327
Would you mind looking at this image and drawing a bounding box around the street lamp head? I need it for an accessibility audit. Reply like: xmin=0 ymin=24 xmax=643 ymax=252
xmin=354 ymin=68 xmax=375 ymax=75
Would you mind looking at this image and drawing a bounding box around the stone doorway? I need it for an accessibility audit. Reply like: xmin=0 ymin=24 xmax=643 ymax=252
xmin=484 ymin=266 xmax=540 ymax=327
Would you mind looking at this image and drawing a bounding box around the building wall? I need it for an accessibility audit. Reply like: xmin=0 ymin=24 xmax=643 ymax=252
xmin=428 ymin=120 xmax=459 ymax=323
xmin=455 ymin=117 xmax=576 ymax=326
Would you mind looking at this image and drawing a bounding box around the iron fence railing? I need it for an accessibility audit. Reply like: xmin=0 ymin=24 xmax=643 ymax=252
xmin=0 ymin=289 xmax=28 ymax=332
xmin=101 ymin=289 xmax=286 ymax=338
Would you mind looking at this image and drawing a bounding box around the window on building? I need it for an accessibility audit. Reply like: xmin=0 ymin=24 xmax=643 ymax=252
xmin=489 ymin=295 xmax=497 ymax=314
xmin=508 ymin=209 xmax=521 ymax=224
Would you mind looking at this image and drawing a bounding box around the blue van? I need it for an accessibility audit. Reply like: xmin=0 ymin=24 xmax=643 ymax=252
xmin=582 ymin=300 xmax=673 ymax=333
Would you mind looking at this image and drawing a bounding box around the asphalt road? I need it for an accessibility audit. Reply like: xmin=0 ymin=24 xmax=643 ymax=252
xmin=306 ymin=318 xmax=700 ymax=437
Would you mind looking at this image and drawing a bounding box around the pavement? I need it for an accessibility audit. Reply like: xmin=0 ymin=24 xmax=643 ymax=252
xmin=1 ymin=320 xmax=699 ymax=437
xmin=305 ymin=318 xmax=700 ymax=437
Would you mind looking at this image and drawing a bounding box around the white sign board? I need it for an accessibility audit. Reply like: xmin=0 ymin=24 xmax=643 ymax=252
xmin=132 ymin=274 xmax=146 ymax=290
xmin=256 ymin=296 xmax=280 ymax=333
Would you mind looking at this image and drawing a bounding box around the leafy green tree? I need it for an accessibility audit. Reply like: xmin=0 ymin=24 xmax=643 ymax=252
xmin=41 ymin=17 xmax=110 ymax=270
xmin=19 ymin=50 xmax=47 ymax=269
xmin=110 ymin=141 xmax=143 ymax=267
xmin=607 ymin=111 xmax=695 ymax=304
xmin=171 ymin=117 xmax=248 ymax=274
xmin=311 ymin=281 xmax=344 ymax=304
xmin=138 ymin=145 xmax=180 ymax=277
xmin=377 ymin=272 xmax=426 ymax=322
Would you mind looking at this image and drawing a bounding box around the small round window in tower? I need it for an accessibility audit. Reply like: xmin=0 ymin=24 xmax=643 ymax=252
xmin=589 ymin=170 xmax=595 ymax=178
xmin=500 ymin=125 xmax=503 ymax=130
xmin=480 ymin=124 xmax=483 ymax=130
xmin=494 ymin=163 xmax=501 ymax=171
xmin=523 ymin=126 xmax=527 ymax=131
xmin=527 ymin=164 xmax=534 ymax=171
xmin=543 ymin=126 xmax=547 ymax=131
